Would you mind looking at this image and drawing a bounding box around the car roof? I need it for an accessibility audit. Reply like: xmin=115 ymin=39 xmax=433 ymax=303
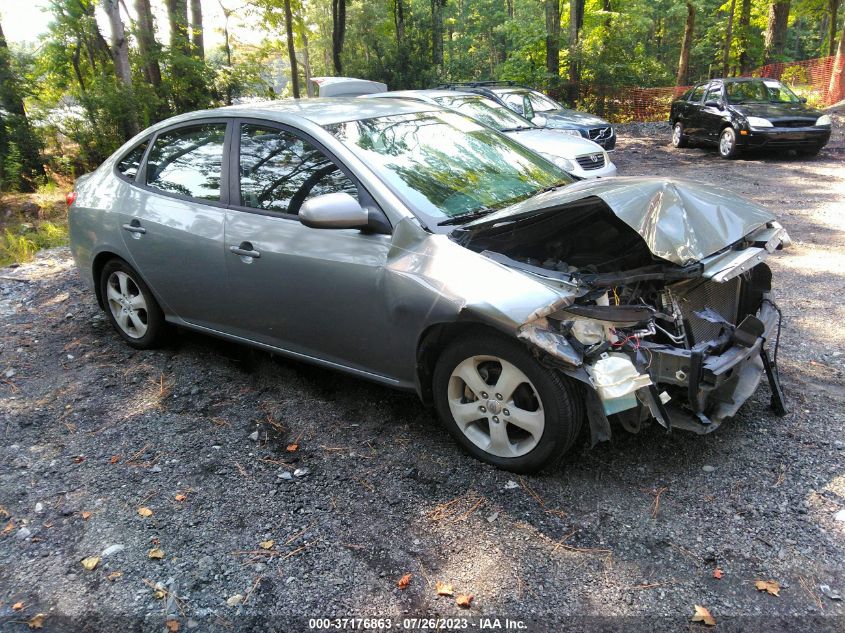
xmin=144 ymin=97 xmax=439 ymax=130
xmin=367 ymin=89 xmax=484 ymax=103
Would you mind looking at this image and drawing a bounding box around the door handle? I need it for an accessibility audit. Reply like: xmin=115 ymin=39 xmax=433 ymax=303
xmin=229 ymin=242 xmax=261 ymax=259
xmin=122 ymin=222 xmax=146 ymax=234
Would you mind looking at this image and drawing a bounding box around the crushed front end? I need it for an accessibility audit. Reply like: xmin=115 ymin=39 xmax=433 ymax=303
xmin=452 ymin=180 xmax=790 ymax=442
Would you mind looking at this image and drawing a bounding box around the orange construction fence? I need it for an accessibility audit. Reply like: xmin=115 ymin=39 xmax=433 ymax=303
xmin=577 ymin=55 xmax=837 ymax=123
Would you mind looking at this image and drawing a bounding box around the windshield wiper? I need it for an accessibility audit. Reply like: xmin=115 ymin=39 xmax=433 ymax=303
xmin=437 ymin=207 xmax=495 ymax=226
xmin=536 ymin=181 xmax=571 ymax=195
xmin=501 ymin=126 xmax=533 ymax=132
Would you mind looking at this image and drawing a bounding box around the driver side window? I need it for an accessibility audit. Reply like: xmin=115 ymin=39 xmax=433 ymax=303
xmin=239 ymin=124 xmax=358 ymax=215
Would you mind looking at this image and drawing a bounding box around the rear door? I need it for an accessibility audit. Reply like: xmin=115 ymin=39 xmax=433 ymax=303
xmin=118 ymin=120 xmax=231 ymax=330
xmin=683 ymin=84 xmax=708 ymax=137
xmin=222 ymin=120 xmax=395 ymax=377
xmin=698 ymin=82 xmax=726 ymax=143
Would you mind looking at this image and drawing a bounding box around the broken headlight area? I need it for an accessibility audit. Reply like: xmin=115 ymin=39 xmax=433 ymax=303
xmin=532 ymin=263 xmax=786 ymax=439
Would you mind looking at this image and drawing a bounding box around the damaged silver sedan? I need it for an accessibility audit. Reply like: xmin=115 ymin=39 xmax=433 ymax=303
xmin=68 ymin=98 xmax=788 ymax=472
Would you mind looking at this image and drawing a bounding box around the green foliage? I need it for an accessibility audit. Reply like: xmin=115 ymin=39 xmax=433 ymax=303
xmin=2 ymin=141 xmax=24 ymax=192
xmin=0 ymin=222 xmax=68 ymax=266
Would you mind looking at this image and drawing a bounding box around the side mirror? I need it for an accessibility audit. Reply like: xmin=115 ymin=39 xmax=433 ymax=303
xmin=531 ymin=115 xmax=547 ymax=127
xmin=299 ymin=192 xmax=369 ymax=230
xmin=704 ymin=100 xmax=723 ymax=109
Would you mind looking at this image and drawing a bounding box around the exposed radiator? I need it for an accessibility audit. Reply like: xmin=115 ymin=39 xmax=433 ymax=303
xmin=674 ymin=277 xmax=741 ymax=345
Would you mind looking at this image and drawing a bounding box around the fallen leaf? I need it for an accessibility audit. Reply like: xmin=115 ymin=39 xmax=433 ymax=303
xmin=435 ymin=581 xmax=454 ymax=596
xmin=259 ymin=540 xmax=275 ymax=550
xmin=0 ymin=505 xmax=8 ymax=518
xmin=397 ymin=573 xmax=412 ymax=590
xmin=174 ymin=494 xmax=187 ymax=502
xmin=81 ymin=511 xmax=92 ymax=520
xmin=137 ymin=507 xmax=153 ymax=518
xmin=109 ymin=455 xmax=121 ymax=464
xmin=755 ymin=580 xmax=780 ymax=596
xmin=80 ymin=556 xmax=101 ymax=571
xmin=456 ymin=594 xmax=474 ymax=608
xmin=12 ymin=602 xmax=24 ymax=611
xmin=107 ymin=571 xmax=123 ymax=581
xmin=286 ymin=443 xmax=299 ymax=453
xmin=148 ymin=548 xmax=165 ymax=559
xmin=153 ymin=588 xmax=166 ymax=600
xmin=2 ymin=521 xmax=14 ymax=535
xmin=27 ymin=613 xmax=46 ymax=630
xmin=691 ymin=605 xmax=716 ymax=626
xmin=165 ymin=619 xmax=180 ymax=632
xmin=73 ymin=456 xmax=85 ymax=464
xmin=713 ymin=568 xmax=724 ymax=579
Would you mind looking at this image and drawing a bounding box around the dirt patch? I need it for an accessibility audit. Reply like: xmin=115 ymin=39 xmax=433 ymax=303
xmin=1 ymin=133 xmax=844 ymax=632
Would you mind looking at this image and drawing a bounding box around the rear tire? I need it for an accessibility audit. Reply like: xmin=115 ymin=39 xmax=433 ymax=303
xmin=432 ymin=331 xmax=583 ymax=473
xmin=718 ymin=127 xmax=740 ymax=159
xmin=798 ymin=146 xmax=821 ymax=157
xmin=671 ymin=122 xmax=688 ymax=148
xmin=100 ymin=259 xmax=166 ymax=349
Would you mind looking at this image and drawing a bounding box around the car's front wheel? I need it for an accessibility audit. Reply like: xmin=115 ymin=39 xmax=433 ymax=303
xmin=432 ymin=332 xmax=583 ymax=473
xmin=100 ymin=259 xmax=166 ymax=349
xmin=718 ymin=127 xmax=739 ymax=159
xmin=671 ymin=122 xmax=688 ymax=148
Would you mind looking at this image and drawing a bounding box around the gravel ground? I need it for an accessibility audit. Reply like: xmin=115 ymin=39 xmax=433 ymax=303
xmin=1 ymin=119 xmax=844 ymax=633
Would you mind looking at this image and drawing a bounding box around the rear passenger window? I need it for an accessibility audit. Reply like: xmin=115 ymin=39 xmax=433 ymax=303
xmin=116 ymin=141 xmax=148 ymax=180
xmin=145 ymin=124 xmax=227 ymax=201
xmin=239 ymin=124 xmax=357 ymax=215
xmin=688 ymin=85 xmax=706 ymax=103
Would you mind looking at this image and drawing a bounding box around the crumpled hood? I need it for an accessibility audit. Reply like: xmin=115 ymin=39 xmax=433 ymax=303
xmin=461 ymin=177 xmax=775 ymax=266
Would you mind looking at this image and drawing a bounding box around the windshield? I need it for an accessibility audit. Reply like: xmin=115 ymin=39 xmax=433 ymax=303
xmin=325 ymin=111 xmax=572 ymax=227
xmin=433 ymin=95 xmax=534 ymax=131
xmin=726 ymin=79 xmax=802 ymax=104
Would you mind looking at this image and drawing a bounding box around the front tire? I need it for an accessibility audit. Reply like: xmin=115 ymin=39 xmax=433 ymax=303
xmin=671 ymin=122 xmax=688 ymax=148
xmin=432 ymin=332 xmax=583 ymax=473
xmin=718 ymin=127 xmax=739 ymax=159
xmin=100 ymin=259 xmax=166 ymax=349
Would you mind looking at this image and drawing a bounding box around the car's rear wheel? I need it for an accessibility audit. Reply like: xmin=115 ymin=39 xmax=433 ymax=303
xmin=100 ymin=259 xmax=166 ymax=349
xmin=432 ymin=332 xmax=583 ymax=473
xmin=718 ymin=127 xmax=739 ymax=159
xmin=798 ymin=146 xmax=821 ymax=156
xmin=671 ymin=122 xmax=688 ymax=148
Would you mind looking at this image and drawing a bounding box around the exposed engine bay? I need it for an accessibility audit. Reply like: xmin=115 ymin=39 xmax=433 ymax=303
xmin=452 ymin=195 xmax=788 ymax=442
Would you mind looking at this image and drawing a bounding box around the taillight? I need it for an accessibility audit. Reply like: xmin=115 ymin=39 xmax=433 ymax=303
xmin=66 ymin=191 xmax=77 ymax=206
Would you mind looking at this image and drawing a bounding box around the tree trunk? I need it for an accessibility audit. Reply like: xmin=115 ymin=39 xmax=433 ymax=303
xmin=722 ymin=0 xmax=737 ymax=76
xmin=102 ymin=0 xmax=138 ymax=136
xmin=166 ymin=0 xmax=191 ymax=57
xmin=432 ymin=0 xmax=445 ymax=68
xmin=829 ymin=9 xmax=845 ymax=101
xmin=296 ymin=10 xmax=314 ymax=97
xmin=829 ymin=0 xmax=841 ymax=57
xmin=737 ymin=0 xmax=752 ymax=74
xmin=190 ymin=0 xmax=204 ymax=60
xmin=395 ymin=0 xmax=407 ymax=84
xmin=0 ymin=18 xmax=45 ymax=188
xmin=134 ymin=0 xmax=163 ymax=89
xmin=545 ymin=0 xmax=561 ymax=98
xmin=331 ymin=0 xmax=347 ymax=74
xmin=676 ymin=1 xmax=695 ymax=85
xmin=763 ymin=1 xmax=790 ymax=64
xmin=567 ymin=0 xmax=584 ymax=104
xmin=283 ymin=0 xmax=300 ymax=98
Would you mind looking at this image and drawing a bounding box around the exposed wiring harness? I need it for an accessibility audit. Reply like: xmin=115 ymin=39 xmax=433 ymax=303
xmin=763 ymin=297 xmax=783 ymax=379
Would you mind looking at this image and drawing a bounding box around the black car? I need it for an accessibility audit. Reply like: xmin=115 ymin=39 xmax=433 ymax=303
xmin=437 ymin=81 xmax=617 ymax=150
xmin=669 ymin=77 xmax=832 ymax=158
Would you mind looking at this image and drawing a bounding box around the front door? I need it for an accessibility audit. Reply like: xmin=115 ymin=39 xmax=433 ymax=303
xmin=698 ymin=83 xmax=726 ymax=143
xmin=222 ymin=122 xmax=395 ymax=378
xmin=118 ymin=121 xmax=230 ymax=330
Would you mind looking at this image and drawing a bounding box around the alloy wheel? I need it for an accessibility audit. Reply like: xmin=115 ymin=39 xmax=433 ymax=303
xmin=106 ymin=271 xmax=149 ymax=339
xmin=447 ymin=355 xmax=545 ymax=458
